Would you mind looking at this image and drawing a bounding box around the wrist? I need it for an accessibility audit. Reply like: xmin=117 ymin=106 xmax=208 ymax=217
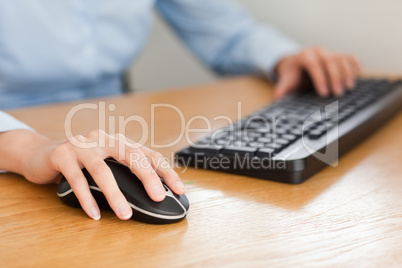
xmin=0 ymin=130 xmax=50 ymax=175
xmin=268 ymin=55 xmax=292 ymax=84
xmin=274 ymin=55 xmax=295 ymax=75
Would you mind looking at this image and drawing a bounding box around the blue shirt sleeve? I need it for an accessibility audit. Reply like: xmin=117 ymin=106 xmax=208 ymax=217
xmin=0 ymin=110 xmax=33 ymax=132
xmin=156 ymin=0 xmax=300 ymax=80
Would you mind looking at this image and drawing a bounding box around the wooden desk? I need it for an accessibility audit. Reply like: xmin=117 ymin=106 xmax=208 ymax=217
xmin=1 ymin=77 xmax=402 ymax=267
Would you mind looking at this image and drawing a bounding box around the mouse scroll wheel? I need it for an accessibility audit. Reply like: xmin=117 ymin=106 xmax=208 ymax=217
xmin=163 ymin=185 xmax=169 ymax=192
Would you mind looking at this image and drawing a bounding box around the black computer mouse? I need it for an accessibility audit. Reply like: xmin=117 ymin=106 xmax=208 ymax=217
xmin=57 ymin=158 xmax=189 ymax=224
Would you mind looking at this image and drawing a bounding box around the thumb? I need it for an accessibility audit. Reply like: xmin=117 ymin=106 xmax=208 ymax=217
xmin=274 ymin=63 xmax=301 ymax=100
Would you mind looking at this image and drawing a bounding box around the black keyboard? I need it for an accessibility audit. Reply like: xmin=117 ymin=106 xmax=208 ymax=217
xmin=176 ymin=78 xmax=402 ymax=184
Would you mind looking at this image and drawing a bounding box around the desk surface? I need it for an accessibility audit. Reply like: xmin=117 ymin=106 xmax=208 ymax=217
xmin=1 ymin=77 xmax=402 ymax=267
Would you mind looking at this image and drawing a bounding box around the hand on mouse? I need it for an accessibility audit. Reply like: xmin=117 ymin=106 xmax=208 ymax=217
xmin=0 ymin=129 xmax=186 ymax=221
xmin=274 ymin=46 xmax=361 ymax=99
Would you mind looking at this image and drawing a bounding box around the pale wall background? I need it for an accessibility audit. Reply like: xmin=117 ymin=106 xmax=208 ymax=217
xmin=129 ymin=0 xmax=402 ymax=92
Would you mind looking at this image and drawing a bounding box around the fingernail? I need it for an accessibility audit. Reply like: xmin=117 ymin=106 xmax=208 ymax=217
xmin=176 ymin=181 xmax=186 ymax=192
xmin=90 ymin=207 xmax=101 ymax=221
xmin=118 ymin=204 xmax=132 ymax=220
xmin=152 ymin=186 xmax=166 ymax=200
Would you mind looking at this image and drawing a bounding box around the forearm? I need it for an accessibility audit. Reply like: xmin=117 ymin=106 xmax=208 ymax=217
xmin=0 ymin=130 xmax=49 ymax=175
xmin=207 ymin=24 xmax=300 ymax=78
xmin=157 ymin=0 xmax=300 ymax=78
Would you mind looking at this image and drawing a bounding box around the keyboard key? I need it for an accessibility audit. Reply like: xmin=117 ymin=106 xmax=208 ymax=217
xmin=249 ymin=128 xmax=271 ymax=133
xmin=289 ymin=128 xmax=303 ymax=136
xmin=222 ymin=146 xmax=257 ymax=157
xmin=190 ymin=145 xmax=222 ymax=154
xmin=275 ymin=128 xmax=287 ymax=135
xmin=215 ymin=139 xmax=231 ymax=146
xmin=308 ymin=129 xmax=324 ymax=140
xmin=256 ymin=148 xmax=276 ymax=157
xmin=248 ymin=142 xmax=265 ymax=148
xmin=281 ymin=134 xmax=297 ymax=141
xmin=267 ymin=143 xmax=282 ymax=150
xmin=244 ymin=131 xmax=262 ymax=139
xmin=275 ymin=138 xmax=290 ymax=145
xmin=257 ymin=137 xmax=272 ymax=143
xmin=265 ymin=133 xmax=279 ymax=139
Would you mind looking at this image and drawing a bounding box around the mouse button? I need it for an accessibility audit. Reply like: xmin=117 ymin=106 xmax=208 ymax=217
xmin=112 ymin=169 xmax=147 ymax=196
xmin=117 ymin=178 xmax=156 ymax=209
xmin=81 ymin=168 xmax=98 ymax=187
xmin=123 ymin=189 xmax=156 ymax=211
xmin=57 ymin=177 xmax=72 ymax=194
xmin=176 ymin=194 xmax=190 ymax=210
xmin=106 ymin=161 xmax=143 ymax=186
xmin=152 ymin=197 xmax=187 ymax=216
xmin=105 ymin=159 xmax=131 ymax=175
xmin=124 ymin=191 xmax=185 ymax=216
xmin=90 ymin=190 xmax=112 ymax=212
xmin=59 ymin=192 xmax=81 ymax=208
xmin=166 ymin=189 xmax=189 ymax=211
xmin=114 ymin=171 xmax=144 ymax=191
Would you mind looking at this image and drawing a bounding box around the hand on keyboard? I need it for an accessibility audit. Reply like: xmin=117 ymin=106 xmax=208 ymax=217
xmin=274 ymin=47 xmax=361 ymax=99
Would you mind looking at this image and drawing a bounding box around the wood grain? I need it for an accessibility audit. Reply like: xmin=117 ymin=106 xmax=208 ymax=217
xmin=1 ymin=76 xmax=402 ymax=267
